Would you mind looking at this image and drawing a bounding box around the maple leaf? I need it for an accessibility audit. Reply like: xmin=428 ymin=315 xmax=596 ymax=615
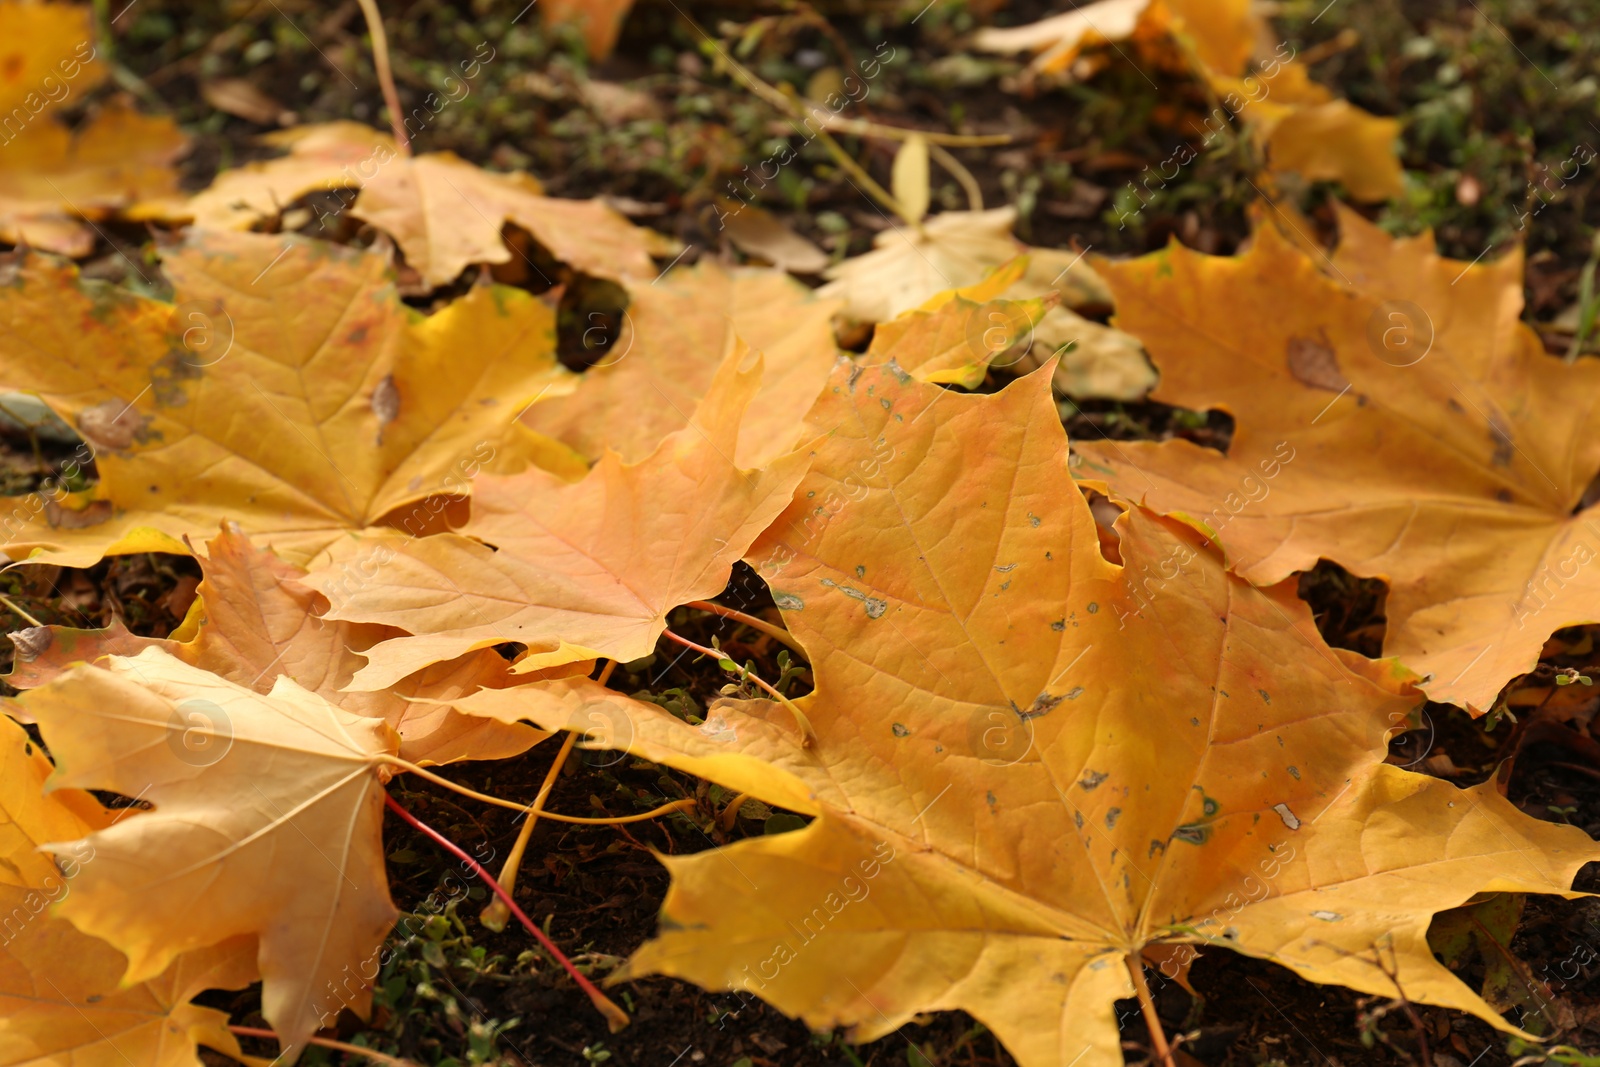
xmin=0 ymin=714 xmax=258 ymax=1067
xmin=0 ymin=229 xmax=574 ymax=568
xmin=0 ymin=7 xmax=189 ymax=255
xmin=135 ymin=121 xmax=677 ymax=288
xmin=522 ymin=260 xmax=841 ymax=467
xmin=308 ymin=349 xmax=810 ymax=689
xmin=972 ymin=0 xmax=1402 ymax=200
xmin=1073 ymin=207 xmax=1600 ymax=710
xmin=16 ymin=649 xmax=400 ymax=1061
xmin=452 ymin=362 xmax=1597 ymax=1067
xmin=816 ymin=207 xmax=1026 ymax=323
xmin=6 ymin=526 xmax=541 ymax=765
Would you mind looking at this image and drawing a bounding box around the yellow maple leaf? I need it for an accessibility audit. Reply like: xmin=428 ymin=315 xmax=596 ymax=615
xmin=523 ymin=260 xmax=841 ymax=467
xmin=6 ymin=526 xmax=543 ymax=765
xmin=1075 ymin=208 xmax=1600 ymax=711
xmin=134 ymin=121 xmax=677 ymax=288
xmin=17 ymin=649 xmax=401 ymax=1061
xmin=0 ymin=229 xmax=575 ymax=568
xmin=451 ymin=362 xmax=1597 ymax=1067
xmin=307 ymin=347 xmax=810 ymax=689
xmin=0 ymin=714 xmax=257 ymax=1067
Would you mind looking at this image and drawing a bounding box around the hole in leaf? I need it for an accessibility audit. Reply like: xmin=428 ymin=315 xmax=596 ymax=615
xmin=1296 ymin=558 xmax=1388 ymax=658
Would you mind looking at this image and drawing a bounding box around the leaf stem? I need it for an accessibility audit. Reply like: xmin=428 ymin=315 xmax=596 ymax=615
xmin=380 ymin=756 xmax=697 ymax=823
xmin=685 ymin=600 xmax=807 ymax=655
xmin=1126 ymin=952 xmax=1175 ymax=1067
xmin=661 ymin=629 xmax=815 ymax=746
xmin=354 ymin=0 xmax=411 ymax=156
xmin=480 ymin=729 xmax=579 ymax=932
xmin=227 ymin=1025 xmax=423 ymax=1067
xmin=0 ymin=594 xmax=43 ymax=628
xmin=383 ymin=792 xmax=629 ymax=1031
xmin=718 ymin=791 xmax=751 ymax=832
xmin=929 ymin=143 xmax=984 ymax=211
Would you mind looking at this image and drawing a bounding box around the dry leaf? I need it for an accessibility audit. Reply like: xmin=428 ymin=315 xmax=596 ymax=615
xmin=0 ymin=100 xmax=189 ymax=256
xmin=541 ymin=0 xmax=636 ymax=60
xmin=135 ymin=121 xmax=676 ymax=287
xmin=5 ymin=526 xmax=541 ymax=766
xmin=0 ymin=714 xmax=258 ymax=1067
xmin=453 ymin=362 xmax=1597 ymax=1067
xmin=18 ymin=650 xmax=400 ymax=1061
xmin=310 ymin=348 xmax=810 ymax=689
xmin=890 ymin=135 xmax=931 ymax=223
xmin=0 ymin=5 xmax=187 ymax=254
xmin=717 ymin=199 xmax=830 ymax=274
xmin=522 ymin=260 xmax=841 ymax=467
xmin=859 ymin=283 xmax=1050 ymax=389
xmin=817 ymin=207 xmax=1026 ymax=322
xmin=1075 ymin=207 xmax=1600 ymax=710
xmin=973 ymin=0 xmax=1402 ymax=200
xmin=0 ymin=230 xmax=574 ymax=568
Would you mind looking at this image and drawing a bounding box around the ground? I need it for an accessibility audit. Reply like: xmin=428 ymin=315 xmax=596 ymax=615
xmin=6 ymin=0 xmax=1600 ymax=1064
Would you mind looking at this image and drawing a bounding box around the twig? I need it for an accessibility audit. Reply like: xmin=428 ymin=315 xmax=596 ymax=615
xmin=929 ymin=143 xmax=984 ymax=211
xmin=354 ymin=0 xmax=411 ymax=156
xmin=1126 ymin=953 xmax=1175 ymax=1067
xmin=384 ymin=793 xmax=630 ymax=1031
xmin=227 ymin=1025 xmax=423 ymax=1067
xmin=662 ymin=628 xmax=815 ymax=746
xmin=686 ymin=600 xmax=807 ymax=655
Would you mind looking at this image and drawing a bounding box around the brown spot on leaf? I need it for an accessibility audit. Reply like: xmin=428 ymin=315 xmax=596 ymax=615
xmin=78 ymin=399 xmax=150 ymax=451
xmin=1286 ymin=332 xmax=1349 ymax=392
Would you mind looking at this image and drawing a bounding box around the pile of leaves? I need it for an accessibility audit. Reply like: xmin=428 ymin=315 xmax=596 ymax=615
xmin=3 ymin=2 xmax=1600 ymax=1066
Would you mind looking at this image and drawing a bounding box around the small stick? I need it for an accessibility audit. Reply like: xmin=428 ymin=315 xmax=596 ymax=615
xmin=1126 ymin=953 xmax=1175 ymax=1067
xmin=228 ymin=1025 xmax=423 ymax=1067
xmin=354 ymin=0 xmax=411 ymax=156
xmin=661 ymin=629 xmax=815 ymax=746
xmin=685 ymin=600 xmax=807 ymax=655
xmin=384 ymin=793 xmax=630 ymax=1031
xmin=929 ymin=143 xmax=984 ymax=212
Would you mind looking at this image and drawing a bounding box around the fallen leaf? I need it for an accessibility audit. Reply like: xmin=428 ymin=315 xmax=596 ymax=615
xmin=523 ymin=260 xmax=841 ymax=467
xmin=858 ymin=284 xmax=1050 ymax=390
xmin=135 ymin=121 xmax=676 ymax=287
xmin=5 ymin=526 xmax=541 ymax=765
xmin=541 ymin=0 xmax=636 ymax=60
xmin=453 ymin=362 xmax=1597 ymax=1067
xmin=1074 ymin=207 xmax=1600 ymax=710
xmin=973 ymin=0 xmax=1402 ymax=200
xmin=717 ymin=199 xmax=830 ymax=274
xmin=0 ymin=229 xmax=574 ymax=568
xmin=0 ymin=100 xmax=189 ymax=256
xmin=0 ymin=713 xmax=258 ymax=1067
xmin=1428 ymin=893 xmax=1570 ymax=1034
xmin=817 ymin=207 xmax=1026 ymax=323
xmin=310 ymin=348 xmax=810 ymax=689
xmin=18 ymin=649 xmax=400 ymax=1060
